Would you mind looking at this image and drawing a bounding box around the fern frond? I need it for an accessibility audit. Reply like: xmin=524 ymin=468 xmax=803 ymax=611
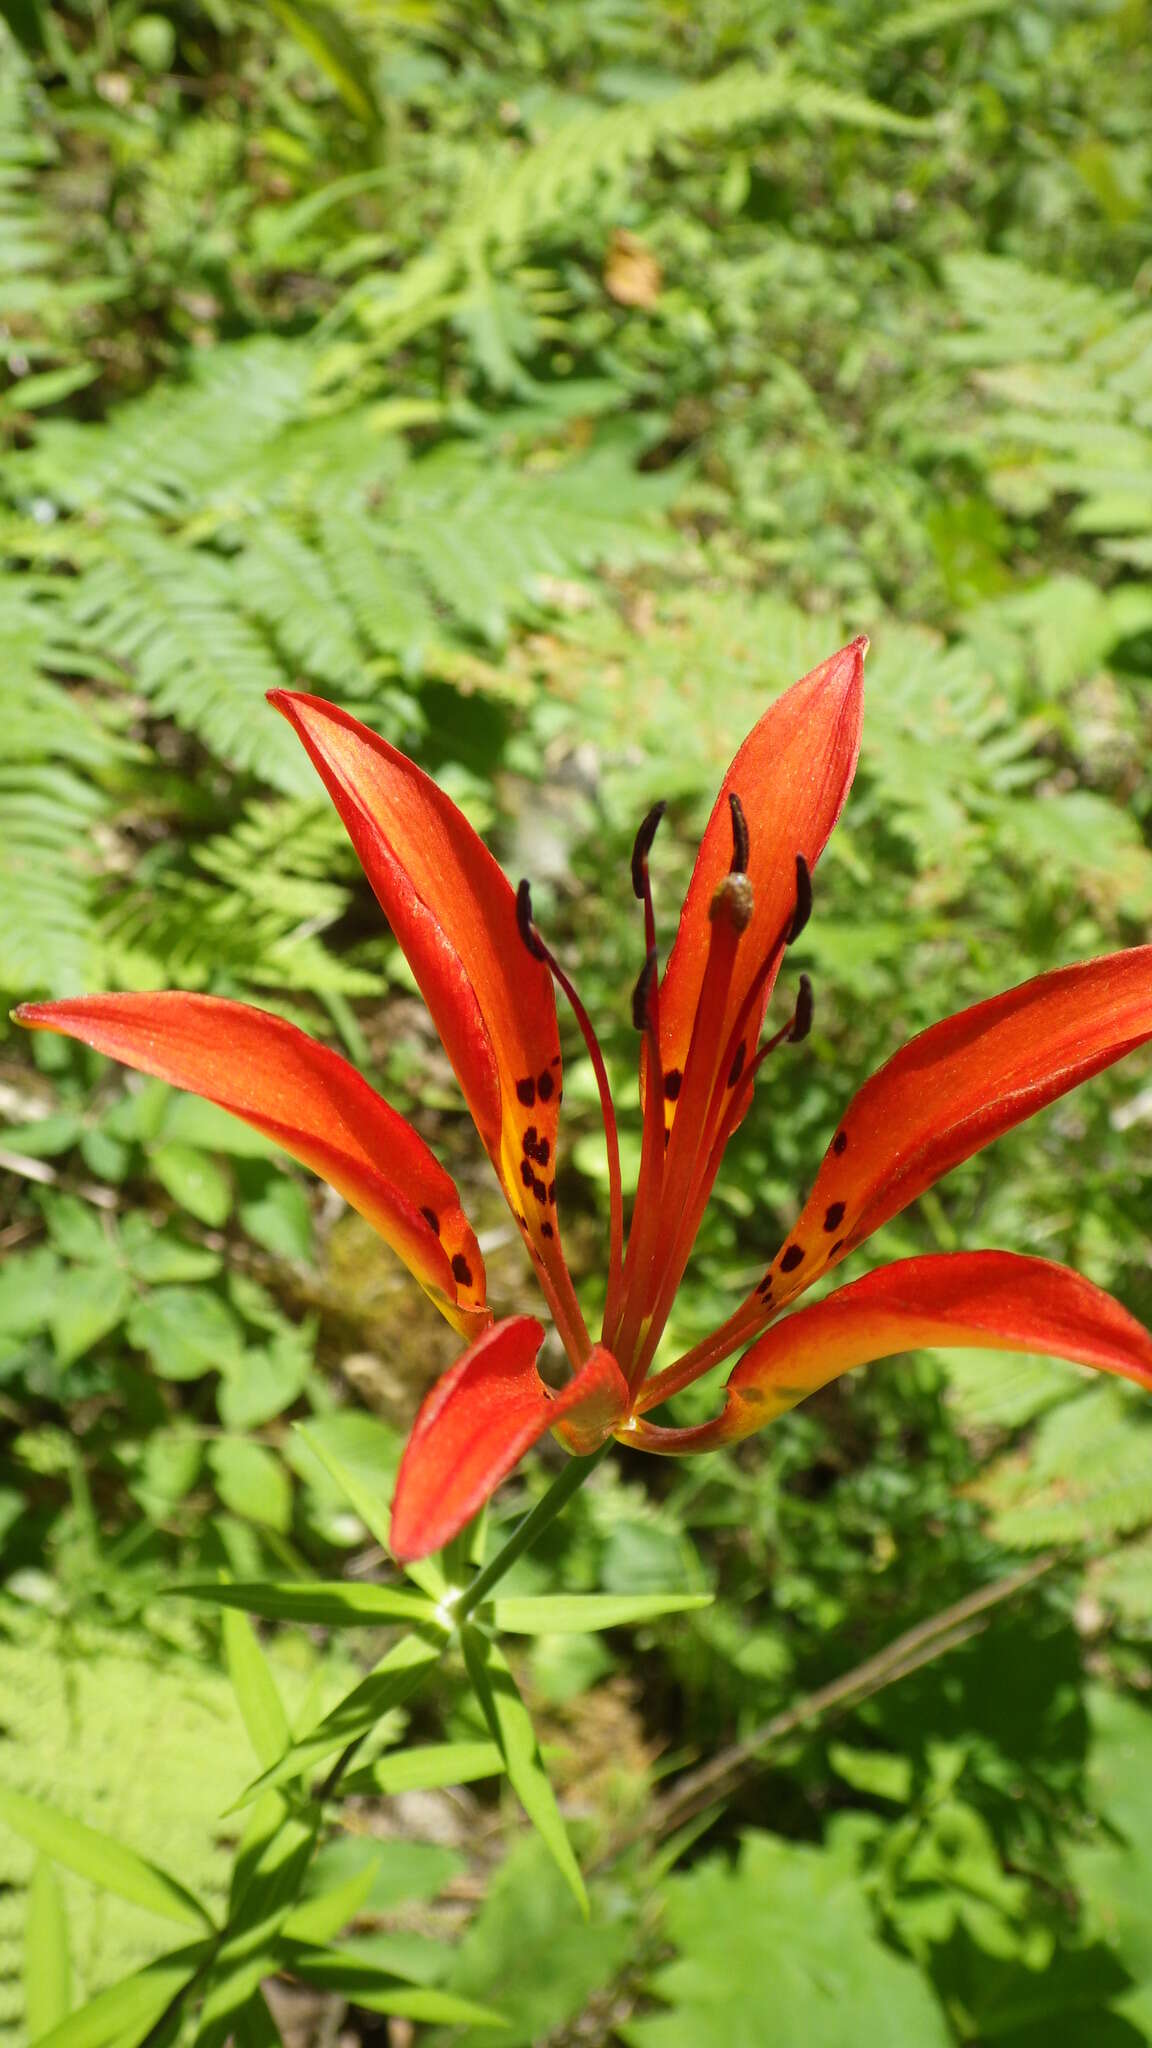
xmin=458 ymin=64 xmax=925 ymax=265
xmin=338 ymin=59 xmax=926 ymax=344
xmin=0 ymin=587 xmax=124 ymax=995
xmin=1092 ymin=1537 xmax=1152 ymax=1622
xmin=870 ymin=0 xmax=1013 ymax=49
xmin=19 ymin=340 xmax=313 ymax=516
xmin=240 ymin=519 xmax=372 ymax=694
xmin=101 ymin=797 xmax=386 ymax=995
xmin=980 ymin=1386 xmax=1152 ymax=1550
xmin=388 ymin=441 xmax=673 ymax=644
xmin=0 ymin=31 xmax=59 ymax=316
xmin=0 ymin=1597 xmax=350 ymax=2031
xmin=318 ymin=504 xmax=438 ymax=672
xmin=0 ymin=764 xmax=108 ymax=994
xmin=941 ymin=257 xmax=1152 ymax=551
xmin=67 ymin=530 xmax=310 ymax=791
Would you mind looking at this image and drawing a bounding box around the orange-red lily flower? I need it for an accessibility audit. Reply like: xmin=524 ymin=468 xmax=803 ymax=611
xmin=16 ymin=642 xmax=1152 ymax=1561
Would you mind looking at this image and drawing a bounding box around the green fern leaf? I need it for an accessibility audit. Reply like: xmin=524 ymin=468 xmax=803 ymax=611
xmin=68 ymin=533 xmax=309 ymax=791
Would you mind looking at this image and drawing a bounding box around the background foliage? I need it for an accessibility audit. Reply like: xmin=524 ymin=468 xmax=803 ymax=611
xmin=2 ymin=0 xmax=1152 ymax=2040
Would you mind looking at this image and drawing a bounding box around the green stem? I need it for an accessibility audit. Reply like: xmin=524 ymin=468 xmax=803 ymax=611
xmin=454 ymin=1447 xmax=607 ymax=1621
xmin=316 ymin=1447 xmax=607 ymax=1807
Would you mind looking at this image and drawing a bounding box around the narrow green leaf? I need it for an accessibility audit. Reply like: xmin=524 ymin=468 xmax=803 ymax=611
xmin=490 ymin=1591 xmax=713 ymax=1633
xmin=179 ymin=1579 xmax=435 ymax=1628
xmin=229 ymin=1805 xmax=318 ymax=1934
xmin=358 ymin=1987 xmax=508 ymax=2025
xmin=281 ymin=1853 xmax=381 ymax=1945
xmin=25 ymin=1856 xmax=71 ymax=2039
xmin=350 ymin=1739 xmax=506 ymax=1798
xmin=0 ymin=1785 xmax=213 ymax=1932
xmin=223 ymin=1608 xmax=290 ymax=1771
xmin=193 ymin=1946 xmax=284 ymax=2048
xmin=460 ymin=1627 xmax=588 ymax=1916
xmin=24 ymin=1944 xmax=210 ymax=2048
xmin=266 ymin=0 xmax=381 ymax=126
xmin=233 ymin=1989 xmax=285 ymax=2048
xmin=293 ymin=1422 xmax=446 ymax=1601
xmin=284 ymin=1945 xmax=505 ymax=2025
xmin=235 ymin=1634 xmax=442 ymax=1806
xmin=197 ymin=1808 xmax=322 ymax=2048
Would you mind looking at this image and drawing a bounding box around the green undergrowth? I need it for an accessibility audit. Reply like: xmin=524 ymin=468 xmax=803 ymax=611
xmin=2 ymin=0 xmax=1152 ymax=2039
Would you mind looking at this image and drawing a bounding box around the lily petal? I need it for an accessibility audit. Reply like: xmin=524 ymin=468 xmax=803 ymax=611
xmin=761 ymin=947 xmax=1152 ymax=1310
xmin=390 ymin=1322 xmax=629 ymax=1560
xmin=629 ymin=1251 xmax=1152 ymax=1452
xmin=14 ymin=994 xmax=489 ymax=1339
xmin=654 ymin=637 xmax=865 ymax=1132
xmin=270 ymin=692 xmax=582 ymax=1344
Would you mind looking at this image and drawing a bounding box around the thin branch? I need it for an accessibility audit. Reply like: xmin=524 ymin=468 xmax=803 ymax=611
xmin=598 ymin=1553 xmax=1058 ymax=1861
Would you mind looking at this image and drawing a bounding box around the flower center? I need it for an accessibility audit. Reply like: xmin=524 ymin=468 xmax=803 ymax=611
xmin=517 ymin=800 xmax=813 ymax=1392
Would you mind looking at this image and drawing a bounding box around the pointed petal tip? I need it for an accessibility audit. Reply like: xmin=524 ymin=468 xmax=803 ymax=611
xmin=389 ymin=1325 xmax=628 ymax=1560
xmin=13 ymin=1000 xmax=72 ymax=1031
xmin=826 ymin=633 xmax=868 ymax=690
xmin=11 ymin=991 xmax=490 ymax=1331
xmin=266 ymin=686 xmax=317 ymax=724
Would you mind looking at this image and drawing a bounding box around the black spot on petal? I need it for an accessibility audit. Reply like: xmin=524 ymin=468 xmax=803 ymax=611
xmin=537 ymin=1070 xmax=555 ymax=1102
xmin=533 ymin=1177 xmax=547 ymax=1203
xmin=542 ymin=1221 xmax=554 ymax=1239
xmin=522 ymin=1125 xmax=538 ymax=1155
xmin=779 ymin=1243 xmax=804 ymax=1273
xmin=823 ymin=1201 xmax=846 ymax=1232
xmin=832 ymin=1129 xmax=848 ymax=1156
xmin=420 ymin=1207 xmax=440 ymax=1235
xmin=451 ymin=1254 xmax=473 ymax=1288
xmin=664 ymin=1069 xmax=682 ymax=1101
xmin=516 ymin=1077 xmax=536 ymax=1107
xmin=520 ymin=1160 xmax=535 ymax=1189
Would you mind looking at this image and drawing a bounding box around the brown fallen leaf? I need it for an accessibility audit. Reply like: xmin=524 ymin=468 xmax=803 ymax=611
xmin=604 ymin=229 xmax=662 ymax=308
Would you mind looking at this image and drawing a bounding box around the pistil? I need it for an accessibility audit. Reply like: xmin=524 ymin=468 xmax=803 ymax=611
xmin=516 ymin=881 xmax=622 ymax=1358
xmin=612 ymin=799 xmax=753 ymax=1380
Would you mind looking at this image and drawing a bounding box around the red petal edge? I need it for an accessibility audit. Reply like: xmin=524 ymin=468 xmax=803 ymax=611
xmin=14 ymin=994 xmax=489 ymax=1338
xmin=761 ymin=946 xmax=1152 ymax=1312
xmin=627 ymin=1252 xmax=1152 ymax=1453
xmin=269 ymin=691 xmax=583 ymax=1342
xmin=654 ymin=636 xmax=866 ymax=1113
xmin=391 ymin=1321 xmax=629 ymax=1560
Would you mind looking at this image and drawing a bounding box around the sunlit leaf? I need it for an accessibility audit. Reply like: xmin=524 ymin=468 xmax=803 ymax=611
xmin=284 ymin=1944 xmax=506 ymax=2025
xmin=350 ymin=1739 xmax=506 ymax=1798
xmin=235 ymin=1634 xmax=442 ymax=1805
xmin=294 ymin=1420 xmax=446 ymax=1601
xmin=223 ymin=1607 xmax=291 ymax=1770
xmin=24 ymin=1945 xmax=211 ymax=2048
xmin=460 ymin=1626 xmax=588 ymax=1916
xmin=489 ymin=1591 xmax=712 ymax=1634
xmin=0 ymin=1785 xmax=213 ymax=1931
xmin=179 ymin=1579 xmax=436 ymax=1628
xmin=25 ymin=1856 xmax=71 ymax=2039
